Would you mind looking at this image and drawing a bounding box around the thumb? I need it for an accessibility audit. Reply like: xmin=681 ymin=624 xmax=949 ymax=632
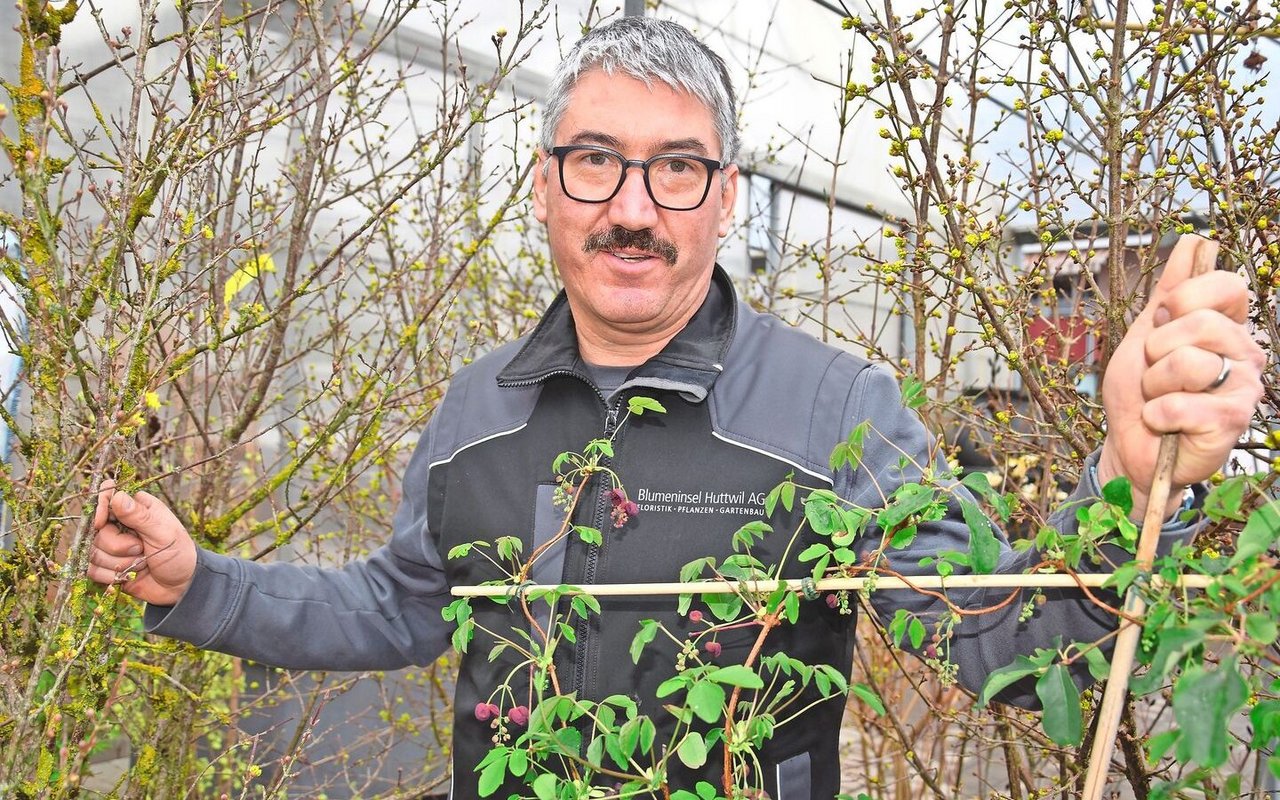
xmin=110 ymin=489 xmax=182 ymax=550
xmin=1152 ymin=234 xmax=1218 ymax=309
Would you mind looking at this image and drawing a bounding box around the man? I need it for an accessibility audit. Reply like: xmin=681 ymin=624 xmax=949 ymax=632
xmin=89 ymin=16 xmax=1264 ymax=800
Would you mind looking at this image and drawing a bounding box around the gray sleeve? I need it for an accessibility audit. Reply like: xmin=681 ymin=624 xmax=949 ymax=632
xmin=143 ymin=424 xmax=451 ymax=671
xmin=842 ymin=367 xmax=1200 ymax=707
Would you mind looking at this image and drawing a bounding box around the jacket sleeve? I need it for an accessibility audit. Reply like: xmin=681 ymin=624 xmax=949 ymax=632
xmin=840 ymin=366 xmax=1200 ymax=708
xmin=142 ymin=421 xmax=452 ymax=671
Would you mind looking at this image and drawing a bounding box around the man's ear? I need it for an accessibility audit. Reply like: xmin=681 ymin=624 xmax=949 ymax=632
xmin=716 ymin=163 xmax=739 ymax=237
xmin=533 ymin=151 xmax=549 ymax=223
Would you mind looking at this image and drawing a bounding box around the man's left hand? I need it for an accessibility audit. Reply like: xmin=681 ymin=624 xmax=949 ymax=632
xmin=1098 ymin=235 xmax=1266 ymax=520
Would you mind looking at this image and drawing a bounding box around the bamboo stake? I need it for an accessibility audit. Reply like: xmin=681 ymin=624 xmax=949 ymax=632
xmin=1081 ymin=234 xmax=1219 ymax=800
xmin=451 ymin=572 xmax=1214 ymax=598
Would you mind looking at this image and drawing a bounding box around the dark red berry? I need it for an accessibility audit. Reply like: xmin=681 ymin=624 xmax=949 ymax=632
xmin=704 ymin=641 xmax=722 ymax=657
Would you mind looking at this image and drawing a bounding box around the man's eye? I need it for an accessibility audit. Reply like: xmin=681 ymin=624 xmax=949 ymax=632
xmin=666 ymin=159 xmax=691 ymax=173
xmin=585 ymin=153 xmax=610 ymax=166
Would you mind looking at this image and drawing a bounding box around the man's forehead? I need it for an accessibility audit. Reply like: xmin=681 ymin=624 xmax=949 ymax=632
xmin=556 ymin=69 xmax=719 ymax=151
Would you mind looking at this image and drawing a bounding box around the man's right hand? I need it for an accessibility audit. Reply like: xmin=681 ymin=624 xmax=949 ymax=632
xmin=88 ymin=479 xmax=198 ymax=607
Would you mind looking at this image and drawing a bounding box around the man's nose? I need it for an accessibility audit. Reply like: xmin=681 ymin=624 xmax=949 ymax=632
xmin=606 ymin=165 xmax=661 ymax=230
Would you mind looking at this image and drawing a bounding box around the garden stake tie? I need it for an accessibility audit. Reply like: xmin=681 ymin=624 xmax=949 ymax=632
xmin=1081 ymin=234 xmax=1219 ymax=800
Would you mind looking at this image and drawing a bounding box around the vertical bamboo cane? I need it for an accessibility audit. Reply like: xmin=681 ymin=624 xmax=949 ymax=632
xmin=1081 ymin=234 xmax=1219 ymax=798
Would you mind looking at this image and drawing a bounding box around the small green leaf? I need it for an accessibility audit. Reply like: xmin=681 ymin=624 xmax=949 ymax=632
xmin=804 ymin=495 xmax=842 ymax=535
xmin=447 ymin=542 xmax=474 ymax=559
xmin=1082 ymin=646 xmax=1110 ymax=681
xmin=850 ymin=682 xmax=885 ymax=714
xmin=677 ymin=731 xmax=708 ymax=769
xmin=476 ymin=750 xmax=508 ymax=796
xmin=798 ymin=543 xmax=830 ymax=562
xmin=979 ymin=655 xmax=1043 ymax=707
xmin=1173 ymin=657 xmax=1248 ymax=767
xmin=631 ymin=619 xmax=658 ymax=663
xmin=508 ymin=747 xmax=528 ymax=777
xmin=628 ymin=396 xmax=667 ymax=415
xmin=908 ymin=617 xmax=926 ymax=650
xmin=900 ymin=374 xmax=926 ymax=409
xmin=708 ymin=665 xmax=764 ymax=689
xmin=687 ymin=680 xmax=726 ymax=723
xmin=959 ymin=499 xmax=1001 ymax=574
xmin=1101 ymin=476 xmax=1134 ymax=516
xmin=780 ymin=481 xmax=796 ymax=512
xmin=533 ymin=773 xmax=559 ymax=800
xmin=879 ymin=483 xmax=935 ymax=529
xmin=1036 ymin=664 xmax=1082 ymax=746
xmin=1229 ymin=499 xmax=1280 ymax=567
xmin=575 ymin=525 xmax=603 ymax=546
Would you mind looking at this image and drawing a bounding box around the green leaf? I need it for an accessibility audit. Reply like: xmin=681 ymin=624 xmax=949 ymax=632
xmin=708 ymin=665 xmax=764 ymax=689
xmin=1204 ymin=475 xmax=1249 ymax=522
xmin=959 ymin=499 xmax=1001 ymax=574
xmin=575 ymin=525 xmax=603 ymax=546
xmin=1173 ymin=657 xmax=1248 ymax=768
xmin=496 ymin=535 xmax=523 ymax=560
xmin=533 ymin=772 xmax=558 ymax=800
xmin=1101 ymin=476 xmax=1134 ymax=516
xmin=447 ymin=542 xmax=474 ymax=559
xmin=1131 ymin=624 xmax=1208 ymax=696
xmin=798 ymin=543 xmax=830 ymax=562
xmin=1036 ymin=665 xmax=1082 ymax=746
xmin=628 ymin=396 xmax=667 ymax=415
xmin=780 ymin=481 xmax=796 ymax=512
xmin=1229 ymin=499 xmax=1280 ymax=567
xmin=476 ymin=750 xmax=508 ymax=797
xmin=879 ymin=483 xmax=935 ymax=529
xmin=508 ymin=747 xmax=528 ymax=777
xmin=907 ymin=617 xmax=926 ymax=650
xmin=804 ymin=495 xmax=842 ymax=535
xmin=705 ymin=592 xmax=743 ymax=622
xmin=900 ymin=374 xmax=927 ymax=409
xmin=631 ymin=619 xmax=658 ymax=663
xmin=978 ymin=655 xmax=1043 ymax=707
xmin=677 ymin=731 xmax=708 ymax=769
xmin=850 ymin=682 xmax=885 ymax=715
xmin=1146 ymin=729 xmax=1181 ymax=765
xmin=1082 ymin=646 xmax=1111 ymax=681
xmin=1245 ymin=612 xmax=1278 ymax=646
xmin=687 ymin=680 xmax=726 ymax=723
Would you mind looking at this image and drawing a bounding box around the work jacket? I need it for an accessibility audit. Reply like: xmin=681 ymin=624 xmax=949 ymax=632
xmin=148 ymin=267 xmax=1188 ymax=799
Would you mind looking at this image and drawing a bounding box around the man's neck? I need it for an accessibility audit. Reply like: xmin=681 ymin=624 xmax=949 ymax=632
xmin=575 ymin=324 xmax=680 ymax=366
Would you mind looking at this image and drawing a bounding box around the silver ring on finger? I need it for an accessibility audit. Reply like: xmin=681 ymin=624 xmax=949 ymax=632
xmin=1208 ymin=354 xmax=1232 ymax=391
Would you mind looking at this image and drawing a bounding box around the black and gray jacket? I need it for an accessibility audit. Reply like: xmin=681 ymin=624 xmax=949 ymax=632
xmin=148 ymin=267 xmax=1195 ymax=799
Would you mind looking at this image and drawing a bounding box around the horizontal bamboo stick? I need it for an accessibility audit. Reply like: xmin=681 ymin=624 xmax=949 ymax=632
xmin=451 ymin=572 xmax=1215 ymax=598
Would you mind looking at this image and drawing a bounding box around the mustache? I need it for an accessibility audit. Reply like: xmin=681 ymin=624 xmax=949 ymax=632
xmin=583 ymin=226 xmax=679 ymax=266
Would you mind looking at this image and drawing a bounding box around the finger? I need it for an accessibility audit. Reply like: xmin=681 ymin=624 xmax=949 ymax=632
xmin=1143 ymin=309 xmax=1262 ymax=366
xmin=1152 ymin=235 xmax=1219 ymax=302
xmin=1141 ymin=347 xmax=1230 ymax=399
xmin=91 ymin=522 xmax=144 ymax=558
xmin=93 ymin=478 xmax=117 ymax=530
xmin=1155 ymin=271 xmax=1251 ymax=327
xmin=109 ymin=490 xmax=182 ymax=549
xmin=1141 ymin=379 xmax=1263 ymax=436
xmin=87 ymin=544 xmax=147 ymax=577
xmin=86 ymin=561 xmax=146 ymax=588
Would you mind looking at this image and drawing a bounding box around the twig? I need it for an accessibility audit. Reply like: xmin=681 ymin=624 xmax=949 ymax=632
xmin=451 ymin=573 xmax=1214 ymax=598
xmin=1081 ymin=234 xmax=1218 ymax=800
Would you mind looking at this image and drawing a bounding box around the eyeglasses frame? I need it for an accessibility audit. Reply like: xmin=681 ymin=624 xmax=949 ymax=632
xmin=548 ymin=144 xmax=727 ymax=211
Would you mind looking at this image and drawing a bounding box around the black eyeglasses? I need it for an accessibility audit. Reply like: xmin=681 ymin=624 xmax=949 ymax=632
xmin=549 ymin=145 xmax=726 ymax=211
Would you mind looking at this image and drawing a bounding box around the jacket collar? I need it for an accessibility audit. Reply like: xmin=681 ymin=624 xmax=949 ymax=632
xmin=495 ymin=265 xmax=738 ymax=403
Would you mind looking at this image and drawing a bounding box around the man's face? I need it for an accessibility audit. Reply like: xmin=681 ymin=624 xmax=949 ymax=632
xmin=533 ymin=70 xmax=739 ymax=359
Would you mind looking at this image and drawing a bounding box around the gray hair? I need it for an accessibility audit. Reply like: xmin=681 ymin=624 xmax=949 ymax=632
xmin=540 ymin=16 xmax=739 ymax=164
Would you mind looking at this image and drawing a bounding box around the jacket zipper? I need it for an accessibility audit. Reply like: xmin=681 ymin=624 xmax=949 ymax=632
xmin=572 ymin=393 xmax=624 ymax=699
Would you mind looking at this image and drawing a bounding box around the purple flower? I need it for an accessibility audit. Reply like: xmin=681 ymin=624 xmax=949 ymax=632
xmin=474 ymin=702 xmax=499 ymax=722
xmin=508 ymin=705 xmax=530 ymax=727
xmin=825 ymin=594 xmax=839 ymax=609
xmin=704 ymin=641 xmax=722 ymax=657
xmin=688 ymin=609 xmax=704 ymax=622
xmin=608 ymin=487 xmax=626 ymax=507
xmin=624 ymin=500 xmax=639 ymax=517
